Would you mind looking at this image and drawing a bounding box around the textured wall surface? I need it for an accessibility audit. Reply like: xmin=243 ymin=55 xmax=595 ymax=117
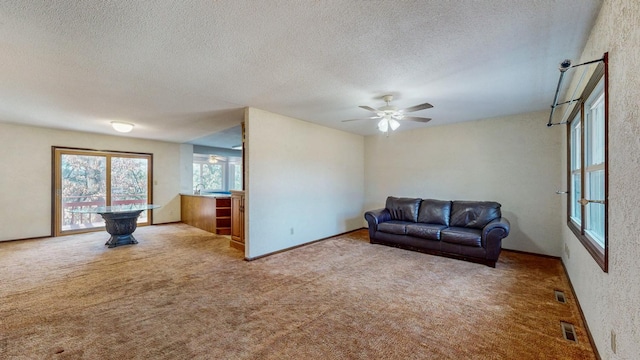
xmin=0 ymin=122 xmax=185 ymax=241
xmin=364 ymin=110 xmax=563 ymax=256
xmin=245 ymin=108 xmax=365 ymax=259
xmin=561 ymin=0 xmax=640 ymax=358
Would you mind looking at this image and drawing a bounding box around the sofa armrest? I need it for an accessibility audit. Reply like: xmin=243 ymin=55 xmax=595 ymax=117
xmin=364 ymin=208 xmax=391 ymax=238
xmin=482 ymin=217 xmax=510 ymax=260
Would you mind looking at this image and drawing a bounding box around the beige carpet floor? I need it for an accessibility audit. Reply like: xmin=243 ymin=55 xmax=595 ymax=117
xmin=1 ymin=224 xmax=595 ymax=359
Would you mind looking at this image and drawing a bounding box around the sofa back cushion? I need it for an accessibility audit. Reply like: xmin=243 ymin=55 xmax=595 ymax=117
xmin=450 ymin=201 xmax=501 ymax=229
xmin=385 ymin=197 xmax=421 ymax=222
xmin=417 ymin=199 xmax=452 ymax=226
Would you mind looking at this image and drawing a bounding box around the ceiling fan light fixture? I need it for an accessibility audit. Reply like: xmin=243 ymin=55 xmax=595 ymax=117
xmin=343 ymin=94 xmax=433 ymax=134
xmin=389 ymin=119 xmax=400 ymax=131
xmin=377 ymin=119 xmax=389 ymax=132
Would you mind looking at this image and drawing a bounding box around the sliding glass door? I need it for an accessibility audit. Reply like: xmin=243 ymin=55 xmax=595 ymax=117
xmin=58 ymin=152 xmax=107 ymax=232
xmin=53 ymin=148 xmax=152 ymax=236
xmin=110 ymin=156 xmax=150 ymax=223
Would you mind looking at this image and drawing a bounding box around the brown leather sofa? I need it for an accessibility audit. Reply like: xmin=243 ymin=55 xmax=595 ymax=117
xmin=364 ymin=197 xmax=510 ymax=267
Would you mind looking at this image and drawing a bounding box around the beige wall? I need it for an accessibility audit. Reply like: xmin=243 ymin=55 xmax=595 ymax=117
xmin=0 ymin=122 xmax=190 ymax=241
xmin=245 ymin=108 xmax=364 ymax=259
xmin=560 ymin=1 xmax=640 ymax=358
xmin=364 ymin=111 xmax=563 ymax=256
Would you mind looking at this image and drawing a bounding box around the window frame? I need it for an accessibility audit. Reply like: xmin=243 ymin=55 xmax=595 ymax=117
xmin=194 ymin=161 xmax=226 ymax=192
xmin=565 ymin=54 xmax=608 ymax=272
xmin=52 ymin=147 xmax=153 ymax=236
xmin=569 ymin=116 xmax=582 ymax=227
xmin=228 ymin=158 xmax=243 ymax=191
xmin=193 ymin=154 xmax=243 ymax=192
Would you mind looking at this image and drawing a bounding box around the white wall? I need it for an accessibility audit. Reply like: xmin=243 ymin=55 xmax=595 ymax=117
xmin=364 ymin=111 xmax=563 ymax=256
xmin=179 ymin=143 xmax=195 ymax=194
xmin=244 ymin=107 xmax=364 ymax=259
xmin=0 ymin=122 xmax=188 ymax=241
xmin=561 ymin=1 xmax=640 ymax=358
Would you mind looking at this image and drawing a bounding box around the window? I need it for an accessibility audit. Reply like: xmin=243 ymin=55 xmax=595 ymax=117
xmin=194 ymin=160 xmax=224 ymax=191
xmin=193 ymin=154 xmax=242 ymax=192
xmin=53 ymin=148 xmax=152 ymax=236
xmin=566 ymin=58 xmax=608 ymax=272
xmin=229 ymin=158 xmax=243 ymax=190
xmin=584 ymin=87 xmax=605 ymax=246
xmin=569 ymin=117 xmax=581 ymax=224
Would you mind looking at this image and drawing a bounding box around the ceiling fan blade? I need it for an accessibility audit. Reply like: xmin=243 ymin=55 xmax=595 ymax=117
xmin=402 ymin=116 xmax=432 ymax=123
xmin=359 ymin=105 xmax=379 ymax=112
xmin=402 ymin=102 xmax=433 ymax=113
xmin=341 ymin=116 xmax=381 ymax=122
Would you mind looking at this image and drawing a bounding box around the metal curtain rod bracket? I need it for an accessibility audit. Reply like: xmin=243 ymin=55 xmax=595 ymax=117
xmin=569 ymin=57 xmax=605 ymax=69
xmin=546 ymin=55 xmax=605 ymax=127
xmin=547 ymin=121 xmax=569 ymax=127
xmin=553 ymin=98 xmax=582 ymax=107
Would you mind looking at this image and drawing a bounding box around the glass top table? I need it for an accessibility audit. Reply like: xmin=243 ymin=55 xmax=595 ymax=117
xmin=71 ymin=204 xmax=161 ymax=248
xmin=73 ymin=204 xmax=161 ymax=214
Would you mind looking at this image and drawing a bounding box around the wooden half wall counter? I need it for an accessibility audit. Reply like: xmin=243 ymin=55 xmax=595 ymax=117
xmin=180 ymin=194 xmax=231 ymax=235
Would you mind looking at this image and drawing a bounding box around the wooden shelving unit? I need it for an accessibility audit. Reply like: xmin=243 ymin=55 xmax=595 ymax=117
xmin=214 ymin=197 xmax=231 ymax=235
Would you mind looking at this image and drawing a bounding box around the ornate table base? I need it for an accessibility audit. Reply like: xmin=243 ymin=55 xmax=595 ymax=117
xmin=100 ymin=210 xmax=144 ymax=248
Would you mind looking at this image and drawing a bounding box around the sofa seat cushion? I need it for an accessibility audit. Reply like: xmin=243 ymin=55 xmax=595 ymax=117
xmin=441 ymin=227 xmax=482 ymax=247
xmin=378 ymin=221 xmax=411 ymax=235
xmin=406 ymin=223 xmax=447 ymax=240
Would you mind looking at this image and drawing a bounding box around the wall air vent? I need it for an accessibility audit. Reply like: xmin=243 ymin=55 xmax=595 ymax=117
xmin=554 ymin=290 xmax=567 ymax=303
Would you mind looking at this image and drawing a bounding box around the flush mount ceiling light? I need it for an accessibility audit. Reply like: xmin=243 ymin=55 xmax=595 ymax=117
xmin=231 ymin=144 xmax=242 ymax=150
xmin=342 ymin=94 xmax=433 ymax=134
xmin=111 ymin=121 xmax=134 ymax=133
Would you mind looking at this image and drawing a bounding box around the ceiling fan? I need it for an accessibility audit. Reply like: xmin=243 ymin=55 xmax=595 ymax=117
xmin=342 ymin=95 xmax=433 ymax=133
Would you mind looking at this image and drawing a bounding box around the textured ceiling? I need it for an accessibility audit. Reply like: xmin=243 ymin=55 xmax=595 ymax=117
xmin=0 ymin=1 xmax=602 ymax=147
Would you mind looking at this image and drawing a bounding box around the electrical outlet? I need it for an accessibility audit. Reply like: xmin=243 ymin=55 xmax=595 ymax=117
xmin=611 ymin=330 xmax=616 ymax=353
xmin=565 ymin=243 xmax=570 ymax=259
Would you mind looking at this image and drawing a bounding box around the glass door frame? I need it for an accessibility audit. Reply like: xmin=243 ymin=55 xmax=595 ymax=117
xmin=52 ymin=147 xmax=153 ymax=237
